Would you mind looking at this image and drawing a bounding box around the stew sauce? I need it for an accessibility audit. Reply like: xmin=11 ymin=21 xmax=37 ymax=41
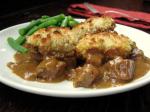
xmin=7 ymin=50 xmax=150 ymax=88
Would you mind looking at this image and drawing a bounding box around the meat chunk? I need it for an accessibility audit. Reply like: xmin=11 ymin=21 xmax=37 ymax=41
xmin=14 ymin=44 xmax=42 ymax=63
xmin=62 ymin=57 xmax=76 ymax=70
xmin=103 ymin=57 xmax=135 ymax=81
xmin=71 ymin=64 xmax=101 ymax=88
xmin=86 ymin=53 xmax=103 ymax=66
xmin=36 ymin=58 xmax=66 ymax=81
xmin=130 ymin=48 xmax=144 ymax=60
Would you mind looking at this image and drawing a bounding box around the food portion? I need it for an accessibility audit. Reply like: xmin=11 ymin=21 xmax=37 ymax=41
xmin=27 ymin=16 xmax=115 ymax=58
xmin=76 ymin=32 xmax=135 ymax=59
xmin=7 ymin=14 xmax=150 ymax=88
xmin=7 ymin=14 xmax=78 ymax=53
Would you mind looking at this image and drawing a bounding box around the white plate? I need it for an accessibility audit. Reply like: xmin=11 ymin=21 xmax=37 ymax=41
xmin=0 ymin=19 xmax=150 ymax=98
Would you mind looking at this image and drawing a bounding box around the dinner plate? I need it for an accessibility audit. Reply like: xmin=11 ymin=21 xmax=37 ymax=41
xmin=0 ymin=19 xmax=150 ymax=98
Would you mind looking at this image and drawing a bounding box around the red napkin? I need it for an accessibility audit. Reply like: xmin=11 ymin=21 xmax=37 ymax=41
xmin=68 ymin=3 xmax=150 ymax=29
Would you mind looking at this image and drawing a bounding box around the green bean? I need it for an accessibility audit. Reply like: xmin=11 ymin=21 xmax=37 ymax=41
xmin=61 ymin=17 xmax=69 ymax=27
xmin=17 ymin=14 xmax=65 ymax=44
xmin=38 ymin=19 xmax=57 ymax=28
xmin=68 ymin=20 xmax=79 ymax=27
xmin=26 ymin=26 xmax=39 ymax=36
xmin=41 ymin=15 xmax=50 ymax=19
xmin=17 ymin=16 xmax=62 ymax=44
xmin=19 ymin=14 xmax=65 ymax=36
xmin=16 ymin=26 xmax=39 ymax=45
xmin=68 ymin=16 xmax=79 ymax=23
xmin=25 ymin=19 xmax=57 ymax=36
xmin=7 ymin=37 xmax=28 ymax=53
xmin=19 ymin=29 xmax=26 ymax=36
xmin=19 ymin=20 xmax=41 ymax=36
xmin=67 ymin=16 xmax=79 ymax=27
xmin=8 ymin=14 xmax=79 ymax=53
xmin=40 ymin=14 xmax=65 ymax=23
xmin=15 ymin=36 xmax=26 ymax=45
xmin=68 ymin=16 xmax=74 ymax=21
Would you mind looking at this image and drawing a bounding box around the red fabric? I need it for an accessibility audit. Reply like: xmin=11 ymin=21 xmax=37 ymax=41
xmin=68 ymin=3 xmax=150 ymax=29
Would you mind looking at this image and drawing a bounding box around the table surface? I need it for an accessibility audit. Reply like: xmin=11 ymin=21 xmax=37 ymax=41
xmin=0 ymin=0 xmax=150 ymax=112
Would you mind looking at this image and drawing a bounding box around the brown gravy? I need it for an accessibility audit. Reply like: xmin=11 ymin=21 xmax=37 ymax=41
xmin=94 ymin=57 xmax=150 ymax=88
xmin=7 ymin=52 xmax=150 ymax=88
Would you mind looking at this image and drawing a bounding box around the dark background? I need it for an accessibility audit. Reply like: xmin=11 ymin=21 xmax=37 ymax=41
xmin=1 ymin=0 xmax=83 ymax=16
xmin=0 ymin=0 xmax=150 ymax=112
xmin=0 ymin=0 xmax=150 ymax=29
xmin=0 ymin=0 xmax=150 ymax=16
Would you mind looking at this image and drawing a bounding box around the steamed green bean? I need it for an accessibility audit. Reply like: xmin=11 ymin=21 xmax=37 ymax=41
xmin=7 ymin=37 xmax=28 ymax=53
xmin=8 ymin=14 xmax=79 ymax=53
xmin=61 ymin=17 xmax=69 ymax=27
xmin=19 ymin=20 xmax=41 ymax=36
